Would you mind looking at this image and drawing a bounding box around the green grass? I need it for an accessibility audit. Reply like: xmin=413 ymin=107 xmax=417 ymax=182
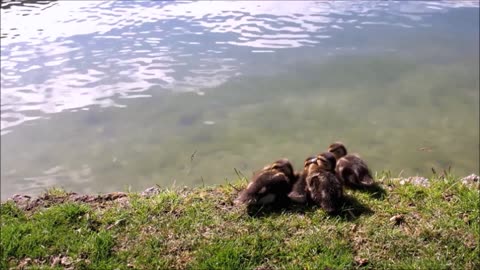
xmin=1 ymin=175 xmax=479 ymax=269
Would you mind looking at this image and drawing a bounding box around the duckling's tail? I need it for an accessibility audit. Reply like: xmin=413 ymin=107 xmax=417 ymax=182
xmin=359 ymin=170 xmax=374 ymax=187
xmin=361 ymin=175 xmax=374 ymax=186
xmin=320 ymin=190 xmax=342 ymax=214
xmin=235 ymin=188 xmax=257 ymax=205
xmin=235 ymin=172 xmax=289 ymax=205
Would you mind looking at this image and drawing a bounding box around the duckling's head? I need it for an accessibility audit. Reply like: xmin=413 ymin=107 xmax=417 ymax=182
xmin=271 ymin=158 xmax=294 ymax=179
xmin=327 ymin=142 xmax=347 ymax=160
xmin=316 ymin=152 xmax=337 ymax=172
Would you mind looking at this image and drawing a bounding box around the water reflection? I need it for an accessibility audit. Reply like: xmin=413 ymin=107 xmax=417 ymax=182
xmin=0 ymin=0 xmax=57 ymax=10
xmin=2 ymin=1 xmax=478 ymax=133
xmin=0 ymin=1 xmax=478 ymax=198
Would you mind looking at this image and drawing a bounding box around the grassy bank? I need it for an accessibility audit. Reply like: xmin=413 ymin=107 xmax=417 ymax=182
xmin=1 ymin=174 xmax=478 ymax=269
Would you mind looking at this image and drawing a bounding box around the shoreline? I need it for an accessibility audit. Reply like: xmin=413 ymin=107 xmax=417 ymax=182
xmin=3 ymin=173 xmax=478 ymax=205
xmin=1 ymin=174 xmax=479 ymax=269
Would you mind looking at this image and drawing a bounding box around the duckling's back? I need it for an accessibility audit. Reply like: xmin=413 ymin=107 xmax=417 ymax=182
xmin=306 ymin=169 xmax=343 ymax=213
xmin=337 ymin=154 xmax=374 ymax=188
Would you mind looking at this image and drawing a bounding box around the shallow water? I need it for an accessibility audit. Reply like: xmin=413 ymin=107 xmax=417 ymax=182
xmin=1 ymin=1 xmax=479 ymax=199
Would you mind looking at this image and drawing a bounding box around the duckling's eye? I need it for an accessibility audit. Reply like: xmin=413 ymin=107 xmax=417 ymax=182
xmin=271 ymin=165 xmax=282 ymax=171
xmin=318 ymin=157 xmax=328 ymax=165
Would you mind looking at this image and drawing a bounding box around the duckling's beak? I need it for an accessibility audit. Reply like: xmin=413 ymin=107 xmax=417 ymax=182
xmin=305 ymin=157 xmax=317 ymax=166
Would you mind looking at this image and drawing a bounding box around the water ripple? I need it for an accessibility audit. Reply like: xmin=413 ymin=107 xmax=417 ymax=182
xmin=1 ymin=0 xmax=478 ymax=133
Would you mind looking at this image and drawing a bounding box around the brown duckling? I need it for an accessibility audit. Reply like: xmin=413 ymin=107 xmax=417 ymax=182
xmin=306 ymin=152 xmax=343 ymax=213
xmin=327 ymin=142 xmax=374 ymax=189
xmin=288 ymin=156 xmax=317 ymax=204
xmin=235 ymin=158 xmax=296 ymax=206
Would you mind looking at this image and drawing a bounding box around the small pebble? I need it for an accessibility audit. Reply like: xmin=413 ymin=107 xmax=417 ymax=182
xmin=141 ymin=186 xmax=161 ymax=197
xmin=461 ymin=174 xmax=479 ymax=186
xmin=390 ymin=214 xmax=404 ymax=225
xmin=398 ymin=176 xmax=430 ymax=187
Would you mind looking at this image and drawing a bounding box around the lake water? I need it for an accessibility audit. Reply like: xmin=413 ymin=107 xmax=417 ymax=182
xmin=1 ymin=1 xmax=479 ymax=199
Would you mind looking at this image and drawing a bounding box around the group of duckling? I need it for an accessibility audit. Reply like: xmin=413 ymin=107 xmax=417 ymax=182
xmin=235 ymin=142 xmax=375 ymax=214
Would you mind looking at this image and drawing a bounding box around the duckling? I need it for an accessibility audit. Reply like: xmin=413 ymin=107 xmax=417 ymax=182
xmin=288 ymin=156 xmax=317 ymax=204
xmin=235 ymin=158 xmax=296 ymax=206
xmin=327 ymin=142 xmax=374 ymax=189
xmin=306 ymin=152 xmax=343 ymax=213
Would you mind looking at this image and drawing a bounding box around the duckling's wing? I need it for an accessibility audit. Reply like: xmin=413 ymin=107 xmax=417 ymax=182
xmin=306 ymin=173 xmax=323 ymax=205
xmin=336 ymin=158 xmax=357 ymax=187
xmin=288 ymin=171 xmax=307 ymax=203
xmin=267 ymin=172 xmax=292 ymax=193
